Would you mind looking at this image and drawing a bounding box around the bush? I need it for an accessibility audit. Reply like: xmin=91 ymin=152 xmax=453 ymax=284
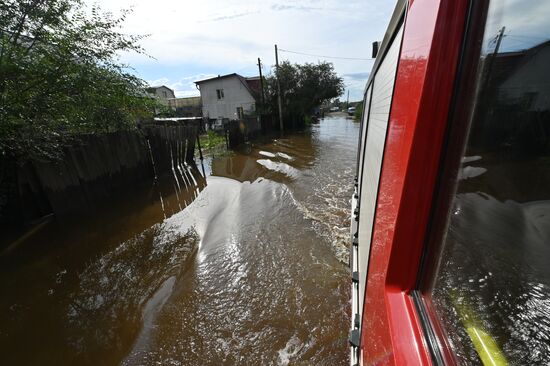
xmin=199 ymin=130 xmax=226 ymax=150
xmin=264 ymin=62 xmax=344 ymax=125
xmin=0 ymin=0 xmax=155 ymax=160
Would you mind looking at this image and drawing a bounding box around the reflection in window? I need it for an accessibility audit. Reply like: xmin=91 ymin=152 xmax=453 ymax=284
xmin=426 ymin=0 xmax=550 ymax=364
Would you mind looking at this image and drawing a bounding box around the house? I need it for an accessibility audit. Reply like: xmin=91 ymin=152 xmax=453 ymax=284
xmin=498 ymin=41 xmax=550 ymax=112
xmin=146 ymin=85 xmax=176 ymax=105
xmin=167 ymin=96 xmax=202 ymax=117
xmin=195 ymin=73 xmax=260 ymax=121
xmin=470 ymin=40 xmax=550 ymax=150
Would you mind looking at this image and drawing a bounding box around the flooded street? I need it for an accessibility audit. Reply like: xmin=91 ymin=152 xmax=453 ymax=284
xmin=0 ymin=115 xmax=358 ymax=365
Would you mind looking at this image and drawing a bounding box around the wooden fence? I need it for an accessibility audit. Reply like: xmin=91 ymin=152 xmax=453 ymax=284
xmin=0 ymin=121 xmax=200 ymax=224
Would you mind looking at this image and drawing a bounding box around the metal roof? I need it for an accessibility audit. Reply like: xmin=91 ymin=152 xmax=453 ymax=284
xmin=194 ymin=73 xmax=240 ymax=84
xmin=153 ymin=117 xmax=202 ymax=121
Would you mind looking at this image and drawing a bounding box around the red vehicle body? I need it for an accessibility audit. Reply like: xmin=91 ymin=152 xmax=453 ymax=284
xmin=351 ymin=0 xmax=550 ymax=365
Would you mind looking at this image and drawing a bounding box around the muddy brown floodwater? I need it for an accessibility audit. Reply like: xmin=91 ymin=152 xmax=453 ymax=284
xmin=0 ymin=115 xmax=358 ymax=365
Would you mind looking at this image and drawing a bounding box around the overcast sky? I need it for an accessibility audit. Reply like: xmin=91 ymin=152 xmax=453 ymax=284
xmin=87 ymin=0 xmax=395 ymax=100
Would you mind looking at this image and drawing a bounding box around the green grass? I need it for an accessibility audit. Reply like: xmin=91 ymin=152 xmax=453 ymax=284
xmin=199 ymin=130 xmax=226 ymax=150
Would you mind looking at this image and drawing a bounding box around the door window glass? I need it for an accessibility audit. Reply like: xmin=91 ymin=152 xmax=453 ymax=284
xmin=423 ymin=1 xmax=550 ymax=364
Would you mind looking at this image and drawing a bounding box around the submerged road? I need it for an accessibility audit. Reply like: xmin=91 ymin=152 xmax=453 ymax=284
xmin=0 ymin=115 xmax=359 ymax=365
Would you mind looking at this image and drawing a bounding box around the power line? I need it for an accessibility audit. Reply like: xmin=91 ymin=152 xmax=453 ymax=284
xmin=278 ymin=48 xmax=374 ymax=61
xmin=506 ymin=34 xmax=549 ymax=41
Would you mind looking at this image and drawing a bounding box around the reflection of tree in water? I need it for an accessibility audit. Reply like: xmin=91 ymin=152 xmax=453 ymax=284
xmin=65 ymin=225 xmax=199 ymax=362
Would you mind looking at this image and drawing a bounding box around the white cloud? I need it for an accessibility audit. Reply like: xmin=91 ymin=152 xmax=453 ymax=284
xmin=85 ymin=0 xmax=396 ymax=100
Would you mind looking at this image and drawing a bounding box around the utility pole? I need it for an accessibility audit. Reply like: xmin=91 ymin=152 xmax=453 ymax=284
xmin=257 ymin=58 xmax=265 ymax=105
xmin=493 ymin=26 xmax=506 ymax=56
xmin=275 ymin=44 xmax=284 ymax=132
xmin=482 ymin=26 xmax=506 ymax=96
xmin=257 ymin=58 xmax=265 ymax=126
xmin=473 ymin=25 xmax=506 ymax=141
xmin=347 ymin=90 xmax=350 ymax=109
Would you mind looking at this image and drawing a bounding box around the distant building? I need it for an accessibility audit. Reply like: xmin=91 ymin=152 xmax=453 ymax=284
xmin=167 ymin=96 xmax=202 ymax=117
xmin=146 ymin=85 xmax=176 ymax=105
xmin=195 ymin=73 xmax=260 ymax=121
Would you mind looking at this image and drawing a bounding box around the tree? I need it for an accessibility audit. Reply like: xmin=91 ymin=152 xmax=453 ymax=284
xmin=265 ymin=61 xmax=344 ymax=125
xmin=0 ymin=0 xmax=155 ymax=160
xmin=354 ymin=101 xmax=363 ymax=121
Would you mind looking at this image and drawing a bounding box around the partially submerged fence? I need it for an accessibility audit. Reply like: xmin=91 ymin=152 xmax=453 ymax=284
xmin=226 ymin=116 xmax=276 ymax=148
xmin=0 ymin=121 xmax=200 ymax=225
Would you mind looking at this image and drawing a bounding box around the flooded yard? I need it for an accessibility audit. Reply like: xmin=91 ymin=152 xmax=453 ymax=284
xmin=0 ymin=115 xmax=358 ymax=365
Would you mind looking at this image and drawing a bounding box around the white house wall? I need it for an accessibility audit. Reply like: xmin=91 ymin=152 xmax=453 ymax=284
xmin=199 ymin=77 xmax=256 ymax=120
